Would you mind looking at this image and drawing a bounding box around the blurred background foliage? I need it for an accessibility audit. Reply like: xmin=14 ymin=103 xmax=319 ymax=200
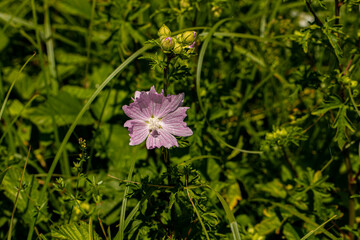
xmin=1 ymin=0 xmax=360 ymax=239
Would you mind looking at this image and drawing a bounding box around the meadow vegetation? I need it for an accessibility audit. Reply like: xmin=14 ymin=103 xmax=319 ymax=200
xmin=1 ymin=0 xmax=360 ymax=239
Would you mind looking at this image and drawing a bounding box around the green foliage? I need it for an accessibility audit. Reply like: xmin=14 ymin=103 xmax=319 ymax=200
xmin=51 ymin=221 xmax=101 ymax=240
xmin=1 ymin=0 xmax=360 ymax=239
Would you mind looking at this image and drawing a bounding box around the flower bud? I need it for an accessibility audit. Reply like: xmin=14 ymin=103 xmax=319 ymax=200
xmin=351 ymin=80 xmax=358 ymax=88
xmin=354 ymin=89 xmax=359 ymax=97
xmin=188 ymin=41 xmax=196 ymax=49
xmin=180 ymin=0 xmax=190 ymax=9
xmin=343 ymin=76 xmax=351 ymax=84
xmin=173 ymin=42 xmax=183 ymax=54
xmin=180 ymin=31 xmax=197 ymax=45
xmin=279 ymin=129 xmax=287 ymax=136
xmin=161 ymin=37 xmax=175 ymax=51
xmin=158 ymin=24 xmax=171 ymax=37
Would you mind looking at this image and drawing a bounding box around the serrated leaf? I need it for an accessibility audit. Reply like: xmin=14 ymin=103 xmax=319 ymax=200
xmin=323 ymin=27 xmax=343 ymax=62
xmin=223 ymin=182 xmax=242 ymax=210
xmin=283 ymin=223 xmax=301 ymax=240
xmin=256 ymin=179 xmax=287 ymax=199
xmin=2 ymin=167 xmax=48 ymax=224
xmin=332 ymin=106 xmax=355 ymax=150
xmin=4 ymin=69 xmax=38 ymax=100
xmin=312 ymin=96 xmax=342 ymax=115
xmin=51 ymin=222 xmax=101 ymax=240
xmin=169 ymin=192 xmax=177 ymax=210
xmin=254 ymin=216 xmax=281 ymax=235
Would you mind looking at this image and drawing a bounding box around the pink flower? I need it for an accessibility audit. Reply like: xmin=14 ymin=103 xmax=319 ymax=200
xmin=123 ymin=86 xmax=193 ymax=149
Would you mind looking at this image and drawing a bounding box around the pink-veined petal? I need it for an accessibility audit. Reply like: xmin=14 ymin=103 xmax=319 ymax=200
xmin=124 ymin=120 xmax=149 ymax=145
xmin=162 ymin=122 xmax=193 ymax=137
xmin=122 ymin=105 xmax=148 ymax=121
xmin=157 ymin=93 xmax=184 ymax=118
xmin=148 ymin=86 xmax=166 ymax=117
xmin=146 ymin=129 xmax=178 ymax=149
xmin=161 ymin=107 xmax=192 ymax=137
xmin=162 ymin=107 xmax=189 ymax=123
xmin=134 ymin=91 xmax=141 ymax=99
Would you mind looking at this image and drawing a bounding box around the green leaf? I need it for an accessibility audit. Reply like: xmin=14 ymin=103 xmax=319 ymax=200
xmin=255 ymin=215 xmax=281 ymax=235
xmin=312 ymin=96 xmax=342 ymax=115
xmin=53 ymin=0 xmax=92 ymax=19
xmin=51 ymin=222 xmax=101 ymax=240
xmin=0 ymin=29 xmax=9 ymax=52
xmin=322 ymin=25 xmax=343 ymax=62
xmin=91 ymin=89 xmax=127 ymax=122
xmin=25 ymin=91 xmax=94 ymax=130
xmin=61 ymin=85 xmax=95 ymax=99
xmin=0 ymin=168 xmax=9 ymax=185
xmin=252 ymin=199 xmax=338 ymax=240
xmin=256 ymin=178 xmax=287 ymax=199
xmin=332 ymin=105 xmax=355 ymax=150
xmin=2 ymin=167 xmax=48 ymax=224
xmin=283 ymin=223 xmax=301 ymax=240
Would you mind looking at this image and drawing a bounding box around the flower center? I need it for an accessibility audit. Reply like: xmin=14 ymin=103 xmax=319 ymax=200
xmin=148 ymin=117 xmax=162 ymax=131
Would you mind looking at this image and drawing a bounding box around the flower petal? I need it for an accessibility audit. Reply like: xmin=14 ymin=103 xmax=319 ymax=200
xmin=122 ymin=91 xmax=153 ymax=120
xmin=162 ymin=107 xmax=189 ymax=123
xmin=162 ymin=122 xmax=193 ymax=137
xmin=161 ymin=107 xmax=192 ymax=137
xmin=148 ymin=87 xmax=165 ymax=117
xmin=157 ymin=93 xmax=184 ymax=118
xmin=124 ymin=120 xmax=149 ymax=145
xmin=146 ymin=129 xmax=178 ymax=149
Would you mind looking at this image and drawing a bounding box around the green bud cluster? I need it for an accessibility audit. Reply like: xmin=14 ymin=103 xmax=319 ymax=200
xmin=262 ymin=126 xmax=307 ymax=151
xmin=157 ymin=24 xmax=197 ymax=54
xmin=339 ymin=76 xmax=358 ymax=89
xmin=161 ymin=37 xmax=175 ymax=51
xmin=265 ymin=128 xmax=288 ymax=145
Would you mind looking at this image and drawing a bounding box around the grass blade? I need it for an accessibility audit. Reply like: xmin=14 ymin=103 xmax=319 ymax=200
xmin=117 ymin=154 xmax=136 ymax=240
xmin=206 ymin=185 xmax=241 ymax=240
xmin=196 ymin=18 xmax=232 ymax=116
xmin=8 ymin=146 xmax=31 ymax=240
xmin=301 ymin=215 xmax=337 ymax=240
xmin=0 ymin=52 xmax=36 ymax=121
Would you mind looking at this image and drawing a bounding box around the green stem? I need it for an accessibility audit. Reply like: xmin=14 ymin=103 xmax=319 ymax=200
xmin=282 ymin=147 xmax=298 ymax=178
xmin=31 ymin=0 xmax=70 ymax=177
xmin=305 ymin=0 xmax=323 ymax=26
xmin=118 ymin=150 xmax=137 ymax=240
xmin=84 ymin=0 xmax=96 ymax=87
xmin=163 ymin=54 xmax=173 ymax=95
xmin=335 ymin=0 xmax=341 ymax=25
xmin=344 ymin=150 xmax=355 ymax=240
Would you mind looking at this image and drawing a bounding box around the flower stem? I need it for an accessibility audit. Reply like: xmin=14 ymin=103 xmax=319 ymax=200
xmin=305 ymin=0 xmax=323 ymax=27
xmin=163 ymin=54 xmax=173 ymax=95
xmin=344 ymin=150 xmax=355 ymax=240
xmin=282 ymin=147 xmax=298 ymax=178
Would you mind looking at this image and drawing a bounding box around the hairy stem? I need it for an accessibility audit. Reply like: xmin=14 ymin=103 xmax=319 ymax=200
xmin=305 ymin=0 xmax=323 ymax=26
xmin=344 ymin=150 xmax=355 ymax=240
xmin=335 ymin=0 xmax=343 ymax=25
xmin=282 ymin=147 xmax=298 ymax=178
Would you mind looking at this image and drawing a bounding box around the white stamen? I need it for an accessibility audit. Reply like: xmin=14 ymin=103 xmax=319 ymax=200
xmin=148 ymin=117 xmax=162 ymax=131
